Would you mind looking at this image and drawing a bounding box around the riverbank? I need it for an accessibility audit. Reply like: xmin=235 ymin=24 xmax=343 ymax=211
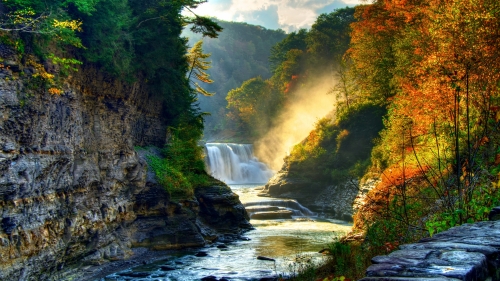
xmin=93 ymin=184 xmax=351 ymax=281
xmin=65 ymin=248 xmax=173 ymax=281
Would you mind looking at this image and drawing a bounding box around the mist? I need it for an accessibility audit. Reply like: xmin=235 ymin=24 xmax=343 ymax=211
xmin=254 ymin=74 xmax=337 ymax=171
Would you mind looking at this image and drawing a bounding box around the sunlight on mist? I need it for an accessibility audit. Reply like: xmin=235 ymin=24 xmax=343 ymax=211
xmin=254 ymin=75 xmax=337 ymax=170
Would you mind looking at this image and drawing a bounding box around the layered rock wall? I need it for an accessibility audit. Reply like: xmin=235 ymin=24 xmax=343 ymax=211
xmin=262 ymin=169 xmax=379 ymax=221
xmin=0 ymin=55 xmax=250 ymax=280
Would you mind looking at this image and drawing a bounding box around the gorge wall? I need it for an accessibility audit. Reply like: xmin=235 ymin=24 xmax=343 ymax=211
xmin=262 ymin=171 xmax=378 ymax=221
xmin=0 ymin=51 xmax=250 ymax=280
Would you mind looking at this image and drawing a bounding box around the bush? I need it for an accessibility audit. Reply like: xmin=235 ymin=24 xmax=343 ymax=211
xmin=146 ymin=121 xmax=213 ymax=199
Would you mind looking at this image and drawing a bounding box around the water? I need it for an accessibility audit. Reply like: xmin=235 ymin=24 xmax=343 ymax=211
xmin=104 ymin=185 xmax=351 ymax=281
xmin=104 ymin=145 xmax=352 ymax=280
xmin=205 ymin=143 xmax=274 ymax=184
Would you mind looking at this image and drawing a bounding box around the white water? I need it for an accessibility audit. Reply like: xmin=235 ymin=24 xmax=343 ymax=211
xmin=205 ymin=143 xmax=274 ymax=184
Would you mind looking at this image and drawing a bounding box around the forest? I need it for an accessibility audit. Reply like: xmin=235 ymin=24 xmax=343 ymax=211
xmin=201 ymin=0 xmax=500 ymax=279
xmin=252 ymin=0 xmax=500 ymax=279
xmin=182 ymin=20 xmax=287 ymax=140
xmin=2 ymin=0 xmax=500 ymax=280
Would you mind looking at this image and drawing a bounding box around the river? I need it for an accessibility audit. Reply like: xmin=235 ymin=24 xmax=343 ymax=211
xmin=103 ymin=144 xmax=351 ymax=281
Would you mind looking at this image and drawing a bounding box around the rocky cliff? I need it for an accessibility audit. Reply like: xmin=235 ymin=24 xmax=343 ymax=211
xmin=262 ymin=171 xmax=378 ymax=221
xmin=0 ymin=53 xmax=250 ymax=280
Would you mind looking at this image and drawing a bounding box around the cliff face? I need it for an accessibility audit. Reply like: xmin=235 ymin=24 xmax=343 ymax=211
xmin=0 ymin=53 xmax=250 ymax=280
xmin=262 ymin=167 xmax=365 ymax=221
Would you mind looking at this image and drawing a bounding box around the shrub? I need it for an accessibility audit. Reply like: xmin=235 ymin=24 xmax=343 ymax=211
xmin=146 ymin=121 xmax=213 ymax=199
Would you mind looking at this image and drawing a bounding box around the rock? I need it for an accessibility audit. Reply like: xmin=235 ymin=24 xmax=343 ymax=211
xmin=259 ymin=277 xmax=278 ymax=281
xmin=0 ymin=57 xmax=251 ymax=280
xmin=1 ymin=217 xmax=18 ymax=235
xmin=318 ymin=248 xmax=330 ymax=254
xmin=217 ymin=244 xmax=228 ymax=249
xmin=2 ymin=142 xmax=16 ymax=152
xmin=245 ymin=206 xmax=280 ymax=216
xmin=257 ymin=256 xmax=275 ymax=261
xmin=488 ymin=206 xmax=500 ymax=221
xmin=23 ymin=67 xmax=35 ymax=75
xmin=360 ymin=220 xmax=500 ymax=281
xmin=117 ymin=271 xmax=150 ymax=278
xmin=257 ymin=192 xmax=271 ymax=197
xmin=201 ymin=275 xmax=218 ymax=281
xmin=160 ymin=265 xmax=176 ymax=271
xmin=260 ymin=171 xmax=361 ymax=221
xmin=195 ymin=251 xmax=209 ymax=257
xmin=250 ymin=210 xmax=293 ymax=220
xmin=195 ymin=185 xmax=253 ymax=233
xmin=3 ymin=60 xmax=21 ymax=72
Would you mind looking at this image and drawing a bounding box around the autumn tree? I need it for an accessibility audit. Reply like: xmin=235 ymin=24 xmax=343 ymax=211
xmin=351 ymin=0 xmax=500 ymax=238
xmin=187 ymin=40 xmax=214 ymax=96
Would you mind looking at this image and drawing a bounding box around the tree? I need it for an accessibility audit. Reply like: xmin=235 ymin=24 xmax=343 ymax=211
xmin=187 ymin=40 xmax=214 ymax=96
xmin=226 ymin=77 xmax=278 ymax=137
xmin=331 ymin=57 xmax=358 ymax=112
xmin=350 ymin=0 xmax=500 ymax=238
xmin=269 ymin=29 xmax=307 ymax=72
xmin=80 ymin=0 xmax=134 ymax=77
xmin=307 ymin=7 xmax=355 ymax=65
xmin=0 ymin=0 xmax=97 ymax=46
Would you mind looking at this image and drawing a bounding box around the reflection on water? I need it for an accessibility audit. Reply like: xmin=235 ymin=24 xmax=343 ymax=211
xmin=104 ymin=184 xmax=352 ymax=281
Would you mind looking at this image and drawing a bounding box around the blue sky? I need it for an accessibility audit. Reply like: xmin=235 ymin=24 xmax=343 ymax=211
xmin=188 ymin=0 xmax=364 ymax=32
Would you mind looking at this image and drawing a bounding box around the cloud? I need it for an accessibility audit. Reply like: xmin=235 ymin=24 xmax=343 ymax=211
xmin=225 ymin=4 xmax=281 ymax=30
xmin=316 ymin=1 xmax=352 ymax=14
xmin=205 ymin=0 xmax=234 ymax=11
xmin=189 ymin=0 xmax=361 ymax=32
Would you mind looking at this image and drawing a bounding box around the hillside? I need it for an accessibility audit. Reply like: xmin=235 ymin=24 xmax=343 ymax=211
xmin=183 ymin=20 xmax=287 ymax=140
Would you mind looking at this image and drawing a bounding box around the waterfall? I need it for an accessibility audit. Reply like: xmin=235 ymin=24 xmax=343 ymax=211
xmin=205 ymin=143 xmax=274 ymax=184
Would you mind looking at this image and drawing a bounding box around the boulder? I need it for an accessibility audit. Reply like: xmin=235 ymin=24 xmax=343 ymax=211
xmin=195 ymin=251 xmax=209 ymax=257
xmin=257 ymin=256 xmax=276 ymax=261
xmin=360 ymin=221 xmax=500 ymax=281
xmin=488 ymin=206 xmax=500 ymax=221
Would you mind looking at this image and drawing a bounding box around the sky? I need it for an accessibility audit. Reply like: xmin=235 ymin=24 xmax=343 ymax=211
xmin=188 ymin=0 xmax=365 ymax=32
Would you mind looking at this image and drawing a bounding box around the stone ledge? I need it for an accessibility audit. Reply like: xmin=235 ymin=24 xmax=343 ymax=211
xmin=359 ymin=220 xmax=500 ymax=281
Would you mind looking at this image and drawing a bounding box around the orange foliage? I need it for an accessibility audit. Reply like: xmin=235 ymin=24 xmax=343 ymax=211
xmin=284 ymin=75 xmax=300 ymax=94
xmin=48 ymin=88 xmax=62 ymax=95
xmin=353 ymin=164 xmax=427 ymax=230
xmin=379 ymin=164 xmax=428 ymax=190
xmin=350 ymin=0 xmax=500 ymax=168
